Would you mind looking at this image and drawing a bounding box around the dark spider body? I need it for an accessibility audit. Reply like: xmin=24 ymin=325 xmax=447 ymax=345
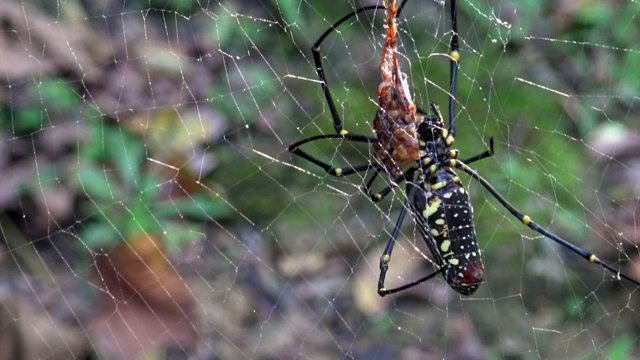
xmin=411 ymin=167 xmax=483 ymax=295
xmin=412 ymin=114 xmax=483 ymax=295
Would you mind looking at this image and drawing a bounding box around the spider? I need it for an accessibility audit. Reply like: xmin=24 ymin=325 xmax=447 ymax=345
xmin=288 ymin=0 xmax=640 ymax=296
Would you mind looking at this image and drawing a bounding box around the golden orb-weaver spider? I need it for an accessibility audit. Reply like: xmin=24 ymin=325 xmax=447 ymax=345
xmin=288 ymin=0 xmax=640 ymax=296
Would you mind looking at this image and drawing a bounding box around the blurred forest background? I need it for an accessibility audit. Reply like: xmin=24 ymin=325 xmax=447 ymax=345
xmin=1 ymin=0 xmax=640 ymax=359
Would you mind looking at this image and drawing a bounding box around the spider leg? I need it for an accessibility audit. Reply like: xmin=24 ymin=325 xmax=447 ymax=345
xmin=290 ymin=135 xmax=418 ymax=202
xmin=364 ymin=166 xmax=418 ymax=202
xmin=447 ymin=0 xmax=460 ymax=138
xmin=380 ymin=265 xmax=447 ymax=296
xmin=459 ymin=137 xmax=494 ymax=165
xmin=312 ymin=5 xmax=382 ymax=135
xmin=451 ymin=158 xmax=640 ymax=287
xmin=288 ymin=133 xmax=377 ymax=177
xmin=378 ymin=183 xmax=448 ymax=296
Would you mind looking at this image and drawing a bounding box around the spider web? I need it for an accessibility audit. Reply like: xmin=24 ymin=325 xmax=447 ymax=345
xmin=1 ymin=0 xmax=639 ymax=358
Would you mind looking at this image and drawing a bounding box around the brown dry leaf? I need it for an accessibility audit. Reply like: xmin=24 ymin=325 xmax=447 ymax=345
xmin=90 ymin=232 xmax=199 ymax=358
xmin=106 ymin=232 xmax=195 ymax=313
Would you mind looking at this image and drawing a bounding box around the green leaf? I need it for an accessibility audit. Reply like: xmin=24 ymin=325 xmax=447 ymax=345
xmin=574 ymin=2 xmax=612 ymax=27
xmin=33 ymin=78 xmax=79 ymax=111
xmin=83 ymin=117 xmax=106 ymax=162
xmin=162 ymin=220 xmax=205 ymax=251
xmin=76 ymin=166 xmax=121 ymax=201
xmin=138 ymin=174 xmax=162 ymax=202
xmin=275 ymin=0 xmax=303 ymax=29
xmin=14 ymin=108 xmax=44 ymax=133
xmin=104 ymin=126 xmax=145 ymax=190
xmin=79 ymin=220 xmax=120 ymax=250
xmin=366 ymin=313 xmax=394 ymax=333
xmin=564 ymin=295 xmax=585 ymax=318
xmin=605 ymin=335 xmax=634 ymax=360
xmin=156 ymin=194 xmax=232 ymax=220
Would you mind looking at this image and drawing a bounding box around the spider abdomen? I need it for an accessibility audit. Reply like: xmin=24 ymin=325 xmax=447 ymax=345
xmin=411 ymin=168 xmax=484 ymax=295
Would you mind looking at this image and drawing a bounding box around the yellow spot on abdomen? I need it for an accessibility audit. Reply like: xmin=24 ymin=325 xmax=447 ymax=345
xmin=424 ymin=197 xmax=442 ymax=218
xmin=440 ymin=239 xmax=451 ymax=252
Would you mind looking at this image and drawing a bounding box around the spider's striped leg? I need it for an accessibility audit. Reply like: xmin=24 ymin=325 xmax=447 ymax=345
xmin=377 ymin=183 xmax=448 ymax=296
xmin=450 ymin=158 xmax=640 ymax=288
